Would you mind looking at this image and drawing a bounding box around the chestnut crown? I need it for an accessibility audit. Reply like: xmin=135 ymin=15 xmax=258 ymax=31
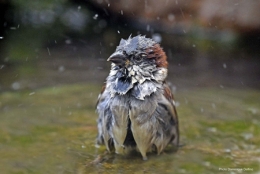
xmin=107 ymin=35 xmax=168 ymax=68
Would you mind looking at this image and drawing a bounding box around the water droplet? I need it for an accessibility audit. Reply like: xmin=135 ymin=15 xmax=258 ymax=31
xmin=29 ymin=92 xmax=35 ymax=96
xmin=12 ymin=82 xmax=20 ymax=90
xmin=117 ymin=30 xmax=120 ymax=34
xmin=0 ymin=65 xmax=5 ymax=69
xmin=77 ymin=103 xmax=82 ymax=108
xmin=47 ymin=47 xmax=51 ymax=56
xmin=152 ymin=33 xmax=162 ymax=43
xmin=203 ymin=161 xmax=211 ymax=167
xmin=168 ymin=14 xmax=175 ymax=21
xmin=146 ymin=25 xmax=150 ymax=31
xmin=58 ymin=66 xmax=65 ymax=72
xmin=0 ymin=36 xmax=3 ymax=39
xmin=93 ymin=14 xmax=98 ymax=20
xmin=223 ymin=63 xmax=227 ymax=69
xmin=192 ymin=44 xmax=196 ymax=47
xmin=224 ymin=149 xmax=231 ymax=153
xmin=65 ymin=39 xmax=72 ymax=44
xmin=207 ymin=127 xmax=217 ymax=133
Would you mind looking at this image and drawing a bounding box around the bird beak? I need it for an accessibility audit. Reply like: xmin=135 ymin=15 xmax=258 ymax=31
xmin=107 ymin=52 xmax=128 ymax=66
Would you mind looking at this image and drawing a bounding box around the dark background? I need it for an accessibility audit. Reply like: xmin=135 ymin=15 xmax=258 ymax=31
xmin=0 ymin=0 xmax=260 ymax=90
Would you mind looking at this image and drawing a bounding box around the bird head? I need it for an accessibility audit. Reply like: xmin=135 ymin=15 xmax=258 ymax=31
xmin=107 ymin=35 xmax=168 ymax=97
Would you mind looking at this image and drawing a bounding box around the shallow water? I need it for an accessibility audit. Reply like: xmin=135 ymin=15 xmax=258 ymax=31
xmin=0 ymin=84 xmax=259 ymax=174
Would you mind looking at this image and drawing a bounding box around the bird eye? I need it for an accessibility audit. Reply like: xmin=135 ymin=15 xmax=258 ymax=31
xmin=135 ymin=53 xmax=146 ymax=62
xmin=135 ymin=56 xmax=142 ymax=62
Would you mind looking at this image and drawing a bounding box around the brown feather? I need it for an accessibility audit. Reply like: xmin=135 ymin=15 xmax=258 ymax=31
xmin=146 ymin=44 xmax=168 ymax=68
xmin=96 ymin=84 xmax=106 ymax=107
xmin=163 ymin=83 xmax=180 ymax=146
xmin=163 ymin=83 xmax=174 ymax=102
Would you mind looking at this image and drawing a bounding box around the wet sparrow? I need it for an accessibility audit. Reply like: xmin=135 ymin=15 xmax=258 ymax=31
xmin=96 ymin=35 xmax=179 ymax=160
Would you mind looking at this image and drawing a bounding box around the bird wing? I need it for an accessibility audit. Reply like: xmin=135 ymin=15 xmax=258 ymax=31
xmin=161 ymin=82 xmax=179 ymax=146
xmin=96 ymin=84 xmax=114 ymax=151
xmin=96 ymin=84 xmax=106 ymax=108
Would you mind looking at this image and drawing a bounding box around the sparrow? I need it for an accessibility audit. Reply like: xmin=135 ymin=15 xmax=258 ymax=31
xmin=96 ymin=35 xmax=179 ymax=160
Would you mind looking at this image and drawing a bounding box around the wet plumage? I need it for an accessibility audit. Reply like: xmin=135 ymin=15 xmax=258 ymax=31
xmin=96 ymin=35 xmax=179 ymax=160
